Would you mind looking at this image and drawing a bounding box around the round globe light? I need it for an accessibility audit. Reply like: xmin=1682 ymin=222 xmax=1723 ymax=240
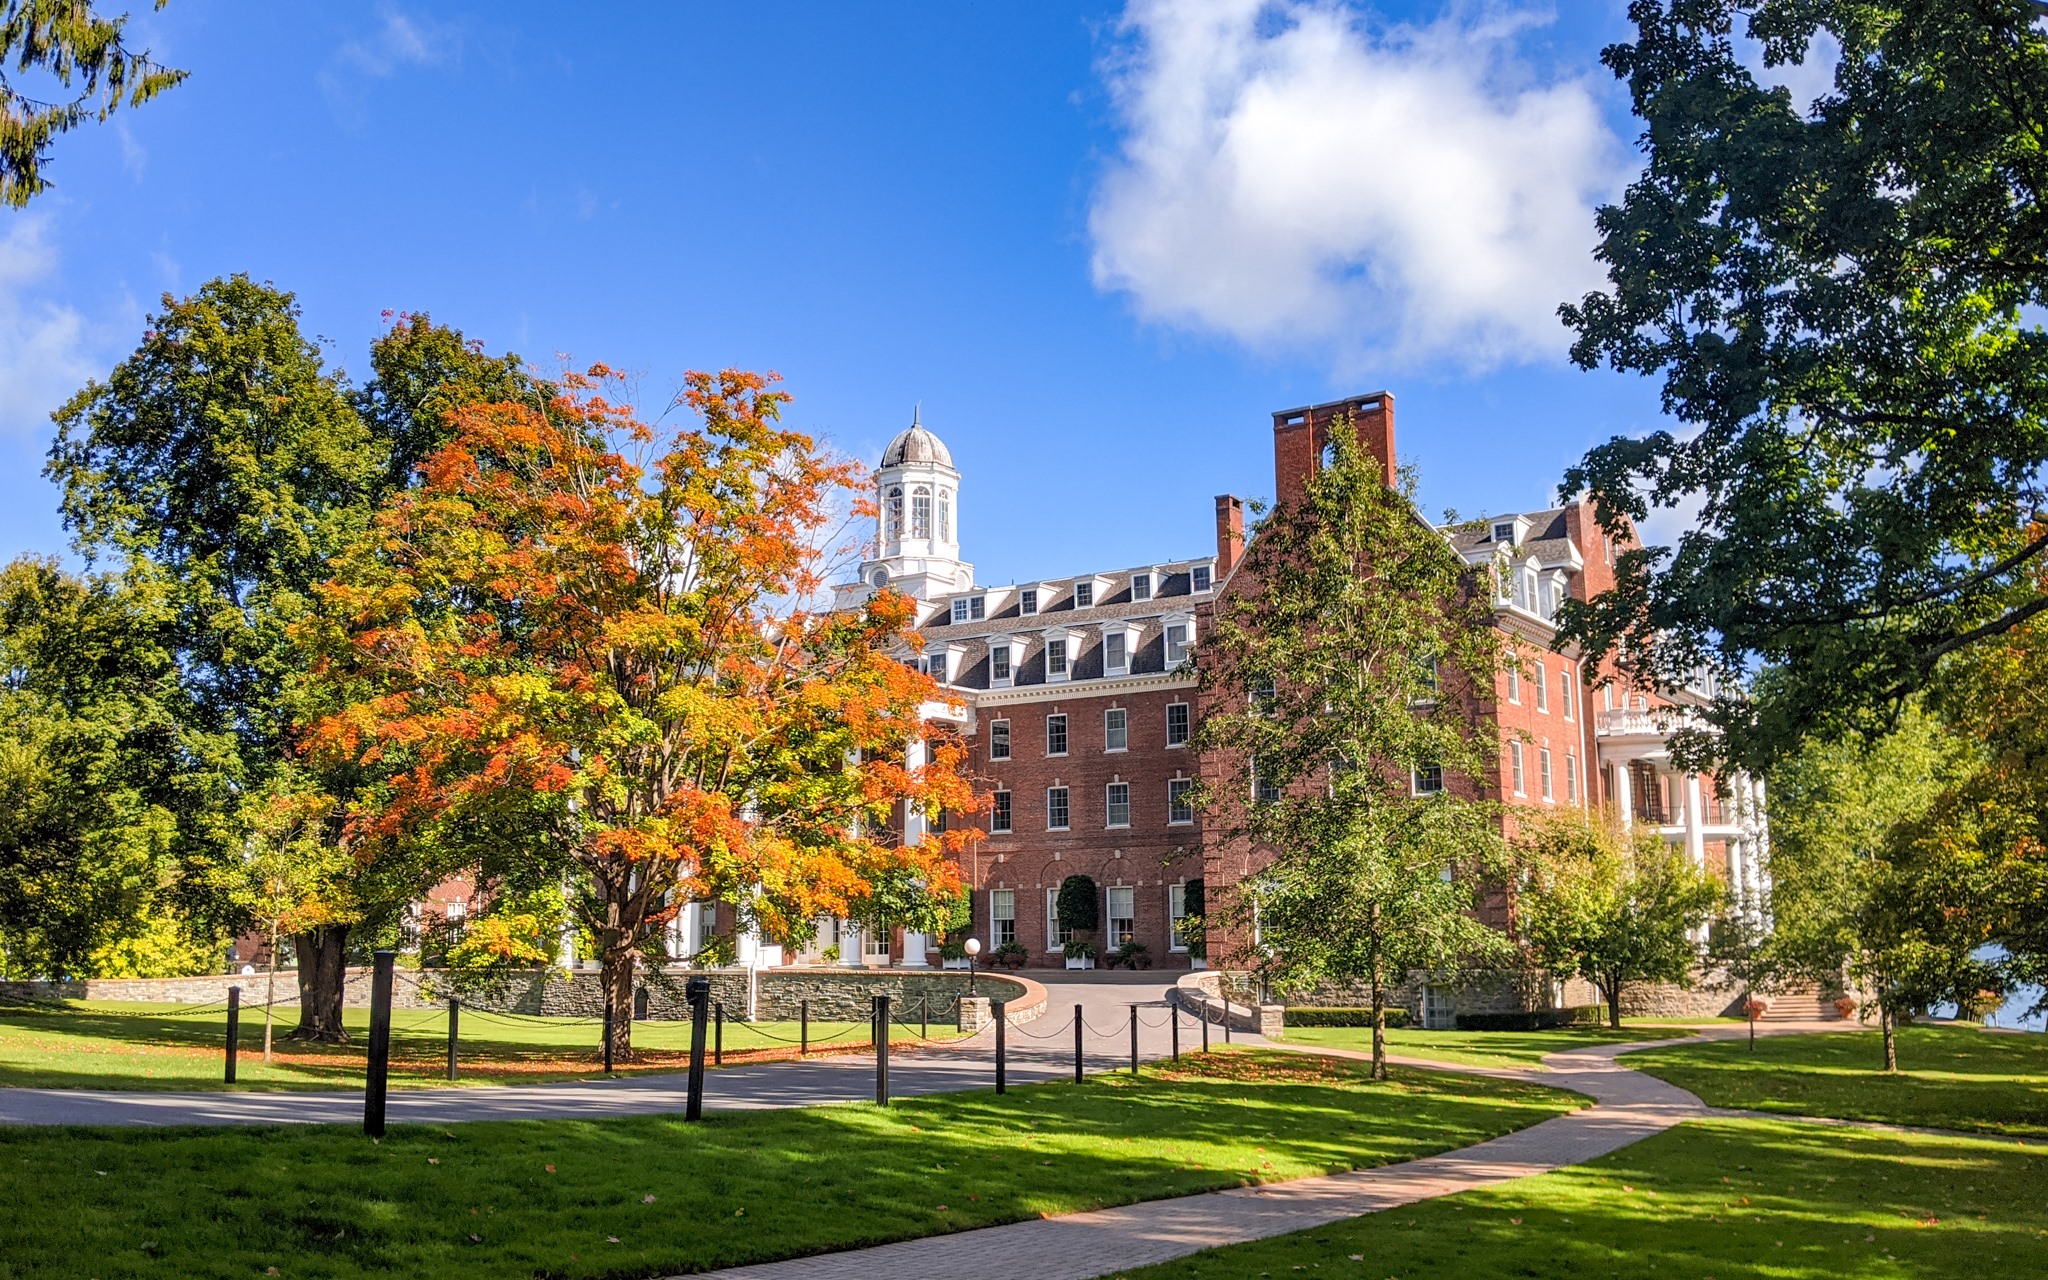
xmin=963 ymin=937 xmax=982 ymax=956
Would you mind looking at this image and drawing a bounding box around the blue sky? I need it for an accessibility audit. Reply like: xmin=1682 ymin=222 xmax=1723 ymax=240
xmin=0 ymin=1 xmax=1701 ymax=587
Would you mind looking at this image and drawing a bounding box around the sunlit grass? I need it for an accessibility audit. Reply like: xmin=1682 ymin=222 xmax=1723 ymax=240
xmin=1282 ymin=1024 xmax=1692 ymax=1070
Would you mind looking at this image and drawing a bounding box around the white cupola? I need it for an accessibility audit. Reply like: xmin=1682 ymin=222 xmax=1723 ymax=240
xmin=840 ymin=409 xmax=975 ymax=606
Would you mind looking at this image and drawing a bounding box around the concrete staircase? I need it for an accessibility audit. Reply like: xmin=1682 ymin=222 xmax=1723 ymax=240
xmin=1757 ymin=987 xmax=1845 ymax=1022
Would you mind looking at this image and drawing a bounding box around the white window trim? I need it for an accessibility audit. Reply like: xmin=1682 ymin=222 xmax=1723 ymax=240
xmin=1046 ymin=785 xmax=1070 ymax=831
xmin=988 ymin=718 xmax=1011 ymax=761
xmin=1104 ymin=705 xmax=1129 ymax=753
xmin=1534 ymin=663 xmax=1550 ymax=713
xmin=1510 ymin=741 xmax=1527 ymax=796
xmin=1101 ymin=620 xmax=1140 ymax=679
xmin=1042 ymin=626 xmax=1082 ymax=684
xmin=1559 ymin=670 xmax=1574 ymax=722
xmin=989 ymin=888 xmax=1016 ymax=948
xmin=1165 ymin=701 xmax=1191 ymax=749
xmin=1506 ymin=663 xmax=1521 ymax=705
xmin=989 ymin=790 xmax=1012 ymax=834
xmin=1162 ymin=611 xmax=1196 ymax=668
xmin=1105 ymin=781 xmax=1131 ymax=829
xmin=1129 ymin=571 xmax=1154 ymax=603
xmin=1190 ymin=561 xmax=1215 ymax=594
xmin=1167 ymin=777 xmax=1195 ymax=825
xmin=1045 ymin=712 xmax=1069 ymax=758
xmin=1540 ymin=747 xmax=1555 ymax=803
xmin=1046 ymin=887 xmax=1069 ymax=950
xmin=1106 ymin=885 xmax=1136 ymax=948
xmin=1412 ymin=764 xmax=1445 ymax=797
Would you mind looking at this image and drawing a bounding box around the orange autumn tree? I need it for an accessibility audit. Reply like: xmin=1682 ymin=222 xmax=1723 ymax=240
xmin=310 ymin=367 xmax=975 ymax=1059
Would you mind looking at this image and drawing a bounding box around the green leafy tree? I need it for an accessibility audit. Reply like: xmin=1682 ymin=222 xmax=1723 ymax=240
xmin=1517 ymin=810 xmax=1724 ymax=1029
xmin=0 ymin=556 xmax=201 ymax=976
xmin=1 ymin=0 xmax=185 ymax=206
xmin=1192 ymin=421 xmax=1511 ymax=1078
xmin=1560 ymin=0 xmax=2048 ymax=772
xmin=48 ymin=275 xmax=386 ymax=1035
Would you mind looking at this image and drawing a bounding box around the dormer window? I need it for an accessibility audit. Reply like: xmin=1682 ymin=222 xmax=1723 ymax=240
xmin=1191 ymin=564 xmax=1212 ymax=593
xmin=1164 ymin=613 xmax=1195 ymax=666
xmin=1493 ymin=520 xmax=1517 ymax=544
xmin=1130 ymin=573 xmax=1152 ymax=602
xmin=1047 ymin=638 xmax=1069 ymax=678
xmin=990 ymin=643 xmax=1012 ymax=684
xmin=1073 ymin=581 xmax=1094 ymax=608
xmin=950 ymin=595 xmax=986 ymax=624
xmin=952 ymin=598 xmax=968 ymax=624
xmin=1104 ymin=631 xmax=1127 ymax=675
xmin=1019 ymin=588 xmax=1038 ymax=616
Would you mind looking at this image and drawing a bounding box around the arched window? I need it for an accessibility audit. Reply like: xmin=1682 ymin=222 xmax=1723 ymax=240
xmin=886 ymin=487 xmax=904 ymax=542
xmin=938 ymin=489 xmax=952 ymax=542
xmin=912 ymin=486 xmax=932 ymax=539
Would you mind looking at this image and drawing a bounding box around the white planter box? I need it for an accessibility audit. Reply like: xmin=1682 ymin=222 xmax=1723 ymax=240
xmin=1064 ymin=956 xmax=1096 ymax=970
xmin=1190 ymin=958 xmax=1209 ymax=970
xmin=941 ymin=957 xmax=970 ymax=970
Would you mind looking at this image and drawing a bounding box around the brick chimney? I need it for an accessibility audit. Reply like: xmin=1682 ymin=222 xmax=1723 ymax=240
xmin=1214 ymin=494 xmax=1245 ymax=579
xmin=1271 ymin=392 xmax=1396 ymax=505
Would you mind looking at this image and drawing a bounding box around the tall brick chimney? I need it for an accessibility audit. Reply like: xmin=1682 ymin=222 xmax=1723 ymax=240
xmin=1271 ymin=392 xmax=1396 ymax=505
xmin=1214 ymin=494 xmax=1245 ymax=579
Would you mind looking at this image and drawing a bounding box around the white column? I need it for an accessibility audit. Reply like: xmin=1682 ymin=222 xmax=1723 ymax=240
xmin=1611 ymin=757 xmax=1634 ymax=830
xmin=1684 ymin=774 xmax=1707 ymax=868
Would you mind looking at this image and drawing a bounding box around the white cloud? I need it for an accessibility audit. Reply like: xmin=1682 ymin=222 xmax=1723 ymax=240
xmin=0 ymin=215 xmax=99 ymax=441
xmin=337 ymin=6 xmax=455 ymax=77
xmin=1088 ymin=0 xmax=1629 ymax=371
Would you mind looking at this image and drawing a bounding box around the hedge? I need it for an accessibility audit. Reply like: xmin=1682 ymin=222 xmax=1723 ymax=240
xmin=1453 ymin=1006 xmax=1604 ymax=1032
xmin=1282 ymin=1006 xmax=1412 ymax=1029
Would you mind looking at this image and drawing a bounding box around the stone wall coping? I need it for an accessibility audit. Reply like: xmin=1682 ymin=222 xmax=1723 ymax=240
xmin=1169 ymin=970 xmax=1281 ymax=1035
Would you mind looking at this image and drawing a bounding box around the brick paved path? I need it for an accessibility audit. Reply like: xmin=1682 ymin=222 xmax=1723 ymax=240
xmin=679 ymin=1024 xmax=1849 ymax=1280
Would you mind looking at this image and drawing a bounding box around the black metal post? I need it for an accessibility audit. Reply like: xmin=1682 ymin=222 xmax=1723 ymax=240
xmin=1171 ymin=1002 xmax=1180 ymax=1062
xmin=1129 ymin=1004 xmax=1139 ymax=1074
xmin=603 ymin=1006 xmax=615 ymax=1074
xmin=1202 ymin=1001 xmax=1211 ymax=1052
xmin=447 ymin=996 xmax=460 ymax=1082
xmin=224 ymin=985 xmax=240 ymax=1084
xmin=714 ymin=1001 xmax=724 ymax=1066
xmin=800 ymin=998 xmax=809 ymax=1056
xmin=1224 ymin=1001 xmax=1233 ymax=1044
xmin=1073 ymin=1002 xmax=1084 ymax=1084
xmin=968 ymin=952 xmax=977 ymax=995
xmin=685 ymin=976 xmax=709 ymax=1122
xmin=921 ymin=996 xmax=928 ymax=1040
xmin=993 ymin=999 xmax=1007 ymax=1094
xmin=363 ymin=950 xmax=395 ymax=1138
xmin=874 ymin=994 xmax=891 ymax=1106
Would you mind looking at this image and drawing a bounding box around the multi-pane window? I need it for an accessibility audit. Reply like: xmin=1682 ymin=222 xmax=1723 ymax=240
xmin=947 ymin=595 xmax=984 ymax=623
xmin=1168 ymin=778 xmax=1194 ymax=824
xmin=1564 ymin=753 xmax=1578 ymax=802
xmin=1073 ymin=581 xmax=1094 ymax=607
xmin=1507 ymin=664 xmax=1521 ymax=704
xmin=990 ymin=888 xmax=1015 ymax=946
xmin=1046 ymin=786 xmax=1070 ymax=830
xmin=1558 ymin=672 xmax=1573 ymax=721
xmin=1169 ymin=882 xmax=1191 ymax=948
xmin=1046 ymin=888 xmax=1069 ymax=948
xmin=1191 ymin=565 xmax=1211 ymax=593
xmin=1165 ymin=622 xmax=1190 ymax=665
xmin=1106 ymin=886 xmax=1135 ymax=947
xmin=1046 ymin=714 xmax=1068 ymax=756
xmin=1254 ymin=757 xmax=1281 ymax=804
xmin=1131 ymin=573 xmax=1152 ymax=602
xmin=990 ymin=645 xmax=1011 ymax=682
xmin=938 ymin=490 xmax=953 ymax=542
xmin=1105 ymin=782 xmax=1131 ymax=828
xmin=1019 ymin=588 xmax=1038 ymax=615
xmin=952 ymin=598 xmax=970 ymax=623
xmin=1413 ymin=762 xmax=1445 ymax=795
xmin=990 ymin=790 xmax=1012 ymax=833
xmin=912 ymin=487 xmax=932 ymax=539
xmin=1166 ymin=702 xmax=1190 ymax=746
xmin=886 ymin=487 xmax=904 ymax=540
xmin=1415 ymin=655 xmax=1440 ymax=703
xmin=1535 ymin=666 xmax=1550 ymax=713
xmin=1104 ymin=631 xmax=1127 ymax=673
xmin=1510 ymin=742 xmax=1526 ymax=795
xmin=1540 ymin=748 xmax=1554 ymax=801
xmin=1047 ymin=638 xmax=1069 ymax=677
xmin=1104 ymin=707 xmax=1128 ymax=751
xmin=989 ymin=719 xmax=1011 ymax=760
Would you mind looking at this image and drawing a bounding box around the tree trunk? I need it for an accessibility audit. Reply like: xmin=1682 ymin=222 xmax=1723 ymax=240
xmin=1881 ymin=1004 xmax=1898 ymax=1073
xmin=601 ymin=943 xmax=636 ymax=1064
xmin=262 ymin=923 xmax=280 ymax=1062
xmin=1367 ymin=903 xmax=1387 ymax=1081
xmin=1605 ymin=976 xmax=1622 ymax=1030
xmin=288 ymin=924 xmax=351 ymax=1043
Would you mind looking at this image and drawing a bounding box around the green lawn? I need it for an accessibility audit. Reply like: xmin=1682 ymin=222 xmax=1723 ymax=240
xmin=1628 ymin=1026 xmax=2048 ymax=1137
xmin=1282 ymin=1025 xmax=1694 ymax=1070
xmin=0 ymin=1049 xmax=1578 ymax=1280
xmin=1111 ymin=1116 xmax=2048 ymax=1280
xmin=0 ymin=999 xmax=927 ymax=1092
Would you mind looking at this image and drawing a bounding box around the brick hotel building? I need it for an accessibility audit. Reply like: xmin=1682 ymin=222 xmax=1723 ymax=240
xmin=763 ymin=393 xmax=1772 ymax=980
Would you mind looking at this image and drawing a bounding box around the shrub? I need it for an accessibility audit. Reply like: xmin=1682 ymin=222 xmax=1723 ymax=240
xmin=1282 ymin=1006 xmax=1412 ymax=1028
xmin=1106 ymin=940 xmax=1151 ymax=970
xmin=1056 ymin=875 xmax=1099 ymax=935
xmin=1453 ymin=1006 xmax=1604 ymax=1032
xmin=991 ymin=941 xmax=1028 ymax=969
xmin=1061 ymin=938 xmax=1097 ymax=960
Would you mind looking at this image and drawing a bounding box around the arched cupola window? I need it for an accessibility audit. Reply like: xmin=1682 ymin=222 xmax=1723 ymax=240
xmin=886 ymin=486 xmax=904 ymax=542
xmin=938 ymin=489 xmax=952 ymax=542
xmin=912 ymin=486 xmax=933 ymax=540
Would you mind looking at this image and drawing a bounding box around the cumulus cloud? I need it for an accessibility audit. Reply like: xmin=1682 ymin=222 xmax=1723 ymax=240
xmin=0 ymin=215 xmax=99 ymax=442
xmin=1088 ymin=0 xmax=1630 ymax=371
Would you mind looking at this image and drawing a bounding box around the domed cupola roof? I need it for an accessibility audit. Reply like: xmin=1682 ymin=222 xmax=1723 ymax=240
xmin=881 ymin=410 xmax=953 ymax=469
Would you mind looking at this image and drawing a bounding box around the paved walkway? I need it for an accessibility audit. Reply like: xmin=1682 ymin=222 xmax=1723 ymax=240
xmin=0 ymin=972 xmax=1192 ymax=1127
xmin=680 ymin=1022 xmax=1852 ymax=1280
